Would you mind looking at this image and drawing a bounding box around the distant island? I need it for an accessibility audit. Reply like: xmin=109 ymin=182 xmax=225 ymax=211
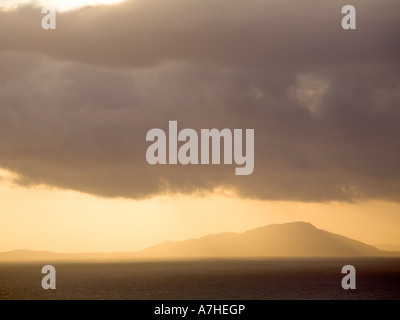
xmin=1 ymin=222 xmax=399 ymax=262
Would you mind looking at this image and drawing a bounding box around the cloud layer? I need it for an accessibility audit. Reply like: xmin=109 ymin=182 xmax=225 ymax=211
xmin=0 ymin=0 xmax=399 ymax=201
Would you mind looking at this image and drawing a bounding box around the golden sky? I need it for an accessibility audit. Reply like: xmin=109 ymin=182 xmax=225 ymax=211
xmin=1 ymin=168 xmax=400 ymax=253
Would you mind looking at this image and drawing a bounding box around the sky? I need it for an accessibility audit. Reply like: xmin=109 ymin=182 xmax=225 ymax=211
xmin=0 ymin=0 xmax=399 ymax=253
xmin=0 ymin=0 xmax=124 ymax=12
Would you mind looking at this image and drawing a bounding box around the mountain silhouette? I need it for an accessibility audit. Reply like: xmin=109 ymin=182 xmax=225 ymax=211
xmin=1 ymin=222 xmax=398 ymax=261
xmin=136 ymin=222 xmax=389 ymax=258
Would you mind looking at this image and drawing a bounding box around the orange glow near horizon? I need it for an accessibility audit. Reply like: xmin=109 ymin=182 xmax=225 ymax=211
xmin=1 ymin=168 xmax=400 ymax=253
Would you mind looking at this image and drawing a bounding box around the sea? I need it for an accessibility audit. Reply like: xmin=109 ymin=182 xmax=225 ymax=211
xmin=0 ymin=258 xmax=399 ymax=300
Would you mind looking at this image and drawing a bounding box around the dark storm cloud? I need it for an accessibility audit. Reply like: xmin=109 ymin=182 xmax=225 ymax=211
xmin=1 ymin=0 xmax=399 ymax=68
xmin=0 ymin=0 xmax=399 ymax=201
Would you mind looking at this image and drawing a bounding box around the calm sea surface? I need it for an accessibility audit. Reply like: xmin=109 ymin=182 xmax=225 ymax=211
xmin=0 ymin=258 xmax=399 ymax=300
